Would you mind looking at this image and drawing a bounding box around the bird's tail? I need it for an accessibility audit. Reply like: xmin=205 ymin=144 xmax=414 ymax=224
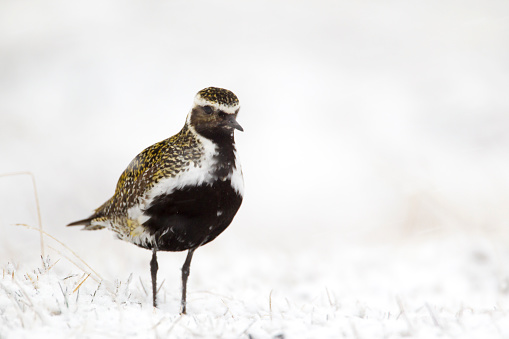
xmin=67 ymin=217 xmax=105 ymax=230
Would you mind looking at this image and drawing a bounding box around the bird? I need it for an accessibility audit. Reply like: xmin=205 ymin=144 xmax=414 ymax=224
xmin=67 ymin=87 xmax=244 ymax=313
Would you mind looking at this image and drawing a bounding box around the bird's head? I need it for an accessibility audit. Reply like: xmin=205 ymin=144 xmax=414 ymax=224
xmin=187 ymin=87 xmax=243 ymax=139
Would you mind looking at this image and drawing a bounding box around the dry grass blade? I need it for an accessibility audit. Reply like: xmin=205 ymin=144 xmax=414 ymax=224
xmin=47 ymin=245 xmax=102 ymax=286
xmin=165 ymin=315 xmax=184 ymax=336
xmin=325 ymin=287 xmax=335 ymax=307
xmin=14 ymin=279 xmax=48 ymax=323
xmin=73 ymin=273 xmax=91 ymax=293
xmin=269 ymin=289 xmax=273 ymax=321
xmin=91 ymin=281 xmax=102 ymax=303
xmin=139 ymin=277 xmax=147 ymax=296
xmin=0 ymin=171 xmax=45 ymax=258
xmin=0 ymin=282 xmax=27 ymax=327
xmin=15 ymin=224 xmax=103 ymax=282
xmin=425 ymin=303 xmax=443 ymax=329
xmin=156 ymin=278 xmax=166 ymax=295
xmin=47 ymin=258 xmax=61 ymax=272
xmin=396 ymin=296 xmax=414 ymax=334
xmin=59 ymin=282 xmax=69 ymax=308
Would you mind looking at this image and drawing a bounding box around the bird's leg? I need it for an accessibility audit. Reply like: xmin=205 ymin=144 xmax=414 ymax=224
xmin=150 ymin=248 xmax=158 ymax=308
xmin=180 ymin=248 xmax=196 ymax=314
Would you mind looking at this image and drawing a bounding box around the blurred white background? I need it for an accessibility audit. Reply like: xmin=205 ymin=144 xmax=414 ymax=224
xmin=2 ymin=1 xmax=509 ymax=337
xmin=1 ymin=0 xmax=509 ymax=273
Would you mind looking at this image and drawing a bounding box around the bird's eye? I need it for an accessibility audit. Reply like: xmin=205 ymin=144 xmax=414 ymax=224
xmin=203 ymin=106 xmax=214 ymax=115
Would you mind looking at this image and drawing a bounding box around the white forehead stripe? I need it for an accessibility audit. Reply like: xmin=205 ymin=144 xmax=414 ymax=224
xmin=194 ymin=96 xmax=240 ymax=114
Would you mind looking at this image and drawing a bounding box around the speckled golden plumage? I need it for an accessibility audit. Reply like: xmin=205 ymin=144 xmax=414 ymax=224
xmin=83 ymin=124 xmax=205 ymax=233
xmin=197 ymin=87 xmax=239 ymax=106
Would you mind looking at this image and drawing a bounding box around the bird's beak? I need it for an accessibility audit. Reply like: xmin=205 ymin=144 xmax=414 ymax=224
xmin=227 ymin=115 xmax=244 ymax=132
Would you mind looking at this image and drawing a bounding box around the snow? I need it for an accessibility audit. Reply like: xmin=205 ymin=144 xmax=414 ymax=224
xmin=2 ymin=235 xmax=509 ymax=338
xmin=2 ymin=0 xmax=509 ymax=338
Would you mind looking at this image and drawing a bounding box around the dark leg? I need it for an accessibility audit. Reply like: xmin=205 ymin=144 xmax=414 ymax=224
xmin=150 ymin=249 xmax=158 ymax=308
xmin=180 ymin=248 xmax=196 ymax=314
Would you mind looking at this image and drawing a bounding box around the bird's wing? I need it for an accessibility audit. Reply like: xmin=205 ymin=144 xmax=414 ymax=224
xmin=98 ymin=139 xmax=170 ymax=215
xmin=67 ymin=139 xmax=171 ymax=227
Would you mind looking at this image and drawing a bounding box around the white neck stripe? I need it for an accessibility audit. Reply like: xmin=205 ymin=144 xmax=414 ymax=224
xmin=194 ymin=97 xmax=239 ymax=114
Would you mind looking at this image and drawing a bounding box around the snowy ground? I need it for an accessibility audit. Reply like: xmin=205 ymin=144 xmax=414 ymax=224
xmin=2 ymin=0 xmax=509 ymax=338
xmin=2 ymin=230 xmax=509 ymax=338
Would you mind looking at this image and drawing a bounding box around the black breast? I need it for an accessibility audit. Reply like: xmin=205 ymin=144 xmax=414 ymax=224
xmin=141 ymin=133 xmax=242 ymax=252
xmin=142 ymin=180 xmax=242 ymax=251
